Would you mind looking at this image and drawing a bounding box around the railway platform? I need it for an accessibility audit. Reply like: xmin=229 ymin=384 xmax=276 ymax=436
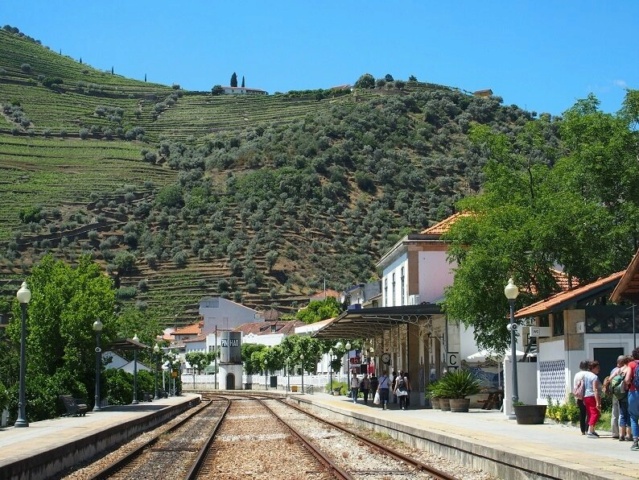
xmin=1 ymin=390 xmax=638 ymax=480
xmin=295 ymin=392 xmax=639 ymax=480
xmin=0 ymin=394 xmax=199 ymax=480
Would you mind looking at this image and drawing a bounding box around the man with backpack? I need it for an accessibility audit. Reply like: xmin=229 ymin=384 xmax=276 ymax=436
xmin=625 ymin=348 xmax=639 ymax=450
xmin=606 ymin=355 xmax=632 ymax=441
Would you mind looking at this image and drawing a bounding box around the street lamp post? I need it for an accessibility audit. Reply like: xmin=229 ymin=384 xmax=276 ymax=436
xmin=264 ymin=359 xmax=268 ymax=391
xmin=328 ymin=348 xmax=334 ymax=394
xmin=504 ymin=278 xmax=520 ymax=419
xmin=153 ymin=344 xmax=160 ymax=400
xmin=15 ymin=281 xmax=31 ymax=428
xmin=300 ymin=354 xmax=305 ymax=394
xmin=132 ymin=334 xmax=139 ymax=404
xmin=345 ymin=341 xmax=351 ymax=377
xmin=286 ymin=357 xmax=290 ymax=392
xmin=92 ymin=319 xmax=103 ymax=412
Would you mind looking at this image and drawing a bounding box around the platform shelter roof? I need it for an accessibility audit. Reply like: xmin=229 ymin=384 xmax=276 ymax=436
xmin=311 ymin=303 xmax=442 ymax=340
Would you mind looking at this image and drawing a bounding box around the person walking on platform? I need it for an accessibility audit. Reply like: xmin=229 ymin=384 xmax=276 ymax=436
xmin=607 ymin=355 xmax=631 ymax=440
xmin=625 ymin=348 xmax=639 ymax=450
xmin=583 ymin=360 xmax=602 ymax=438
xmin=574 ymin=360 xmax=590 ymax=435
xmin=614 ymin=355 xmax=632 ymax=441
xmin=391 ymin=371 xmax=398 ymax=404
xmin=350 ymin=371 xmax=360 ymax=404
xmin=360 ymin=373 xmax=371 ymax=404
xmin=370 ymin=373 xmax=379 ymax=400
xmin=378 ymin=370 xmax=391 ymax=410
xmin=394 ymin=370 xmax=410 ymax=410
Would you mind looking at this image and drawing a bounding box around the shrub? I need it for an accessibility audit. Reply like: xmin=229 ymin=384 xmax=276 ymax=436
xmin=20 ymin=63 xmax=31 ymax=73
xmin=173 ymin=250 xmax=188 ymax=268
xmin=113 ymin=251 xmax=137 ymax=274
xmin=79 ymin=128 xmax=89 ymax=139
xmin=116 ymin=286 xmax=137 ymax=299
xmin=19 ymin=205 xmax=42 ymax=224
xmin=43 ymin=77 xmax=63 ymax=88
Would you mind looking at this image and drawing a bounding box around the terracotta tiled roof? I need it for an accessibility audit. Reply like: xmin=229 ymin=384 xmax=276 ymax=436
xmin=611 ymin=248 xmax=639 ymax=303
xmin=514 ymin=271 xmax=624 ymax=319
xmin=420 ymin=212 xmax=471 ymax=235
xmin=174 ymin=322 xmax=202 ymax=336
xmin=551 ymin=269 xmax=577 ymax=291
xmin=234 ymin=320 xmax=305 ymax=336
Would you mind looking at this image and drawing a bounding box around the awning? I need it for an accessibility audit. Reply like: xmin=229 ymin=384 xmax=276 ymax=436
xmin=108 ymin=337 xmax=150 ymax=351
xmin=312 ymin=303 xmax=443 ymax=340
xmin=611 ymin=249 xmax=639 ymax=303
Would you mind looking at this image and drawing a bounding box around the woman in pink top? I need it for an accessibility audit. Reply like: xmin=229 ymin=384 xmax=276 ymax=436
xmin=583 ymin=360 xmax=601 ymax=438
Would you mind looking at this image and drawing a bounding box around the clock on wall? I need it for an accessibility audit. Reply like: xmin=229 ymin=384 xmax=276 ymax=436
xmin=381 ymin=353 xmax=391 ymax=364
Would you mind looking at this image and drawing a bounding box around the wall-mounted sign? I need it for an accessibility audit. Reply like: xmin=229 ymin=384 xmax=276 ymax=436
xmin=447 ymin=352 xmax=459 ymax=368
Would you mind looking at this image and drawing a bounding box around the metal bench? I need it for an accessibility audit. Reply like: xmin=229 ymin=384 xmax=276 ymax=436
xmin=59 ymin=395 xmax=88 ymax=417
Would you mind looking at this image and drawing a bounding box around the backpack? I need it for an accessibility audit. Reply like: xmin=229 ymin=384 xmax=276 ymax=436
xmin=397 ymin=376 xmax=406 ymax=390
xmin=603 ymin=375 xmax=613 ymax=396
xmin=611 ymin=373 xmax=627 ymax=400
xmin=634 ymin=361 xmax=639 ymax=391
xmin=573 ymin=378 xmax=584 ymax=400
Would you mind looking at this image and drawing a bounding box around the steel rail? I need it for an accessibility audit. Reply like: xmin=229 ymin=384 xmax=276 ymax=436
xmin=280 ymin=398 xmax=460 ymax=480
xmin=256 ymin=397 xmax=353 ymax=480
xmin=183 ymin=396 xmax=232 ymax=479
xmin=87 ymin=398 xmax=221 ymax=480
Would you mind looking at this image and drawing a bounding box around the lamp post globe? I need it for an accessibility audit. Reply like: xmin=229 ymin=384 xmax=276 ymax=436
xmin=153 ymin=344 xmax=160 ymax=400
xmin=504 ymin=278 xmax=520 ymax=419
xmin=132 ymin=334 xmax=139 ymax=404
xmin=15 ymin=281 xmax=31 ymax=428
xmin=92 ymin=319 xmax=103 ymax=412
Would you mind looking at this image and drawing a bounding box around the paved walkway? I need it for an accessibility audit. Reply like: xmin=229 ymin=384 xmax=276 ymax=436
xmin=298 ymin=392 xmax=639 ymax=480
xmin=0 ymin=395 xmax=196 ymax=479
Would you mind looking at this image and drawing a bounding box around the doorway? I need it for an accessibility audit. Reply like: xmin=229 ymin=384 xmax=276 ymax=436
xmin=594 ymin=347 xmax=624 ymax=382
xmin=226 ymin=373 xmax=235 ymax=390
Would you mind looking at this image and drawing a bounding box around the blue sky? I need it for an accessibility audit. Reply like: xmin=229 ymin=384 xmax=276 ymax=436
xmin=2 ymin=1 xmax=637 ymax=116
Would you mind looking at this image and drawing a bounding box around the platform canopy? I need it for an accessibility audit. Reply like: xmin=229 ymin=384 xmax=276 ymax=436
xmin=108 ymin=337 xmax=149 ymax=351
xmin=311 ymin=303 xmax=442 ymax=340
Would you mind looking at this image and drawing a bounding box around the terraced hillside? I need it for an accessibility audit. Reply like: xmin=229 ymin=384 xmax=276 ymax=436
xmin=0 ymin=27 xmax=550 ymax=326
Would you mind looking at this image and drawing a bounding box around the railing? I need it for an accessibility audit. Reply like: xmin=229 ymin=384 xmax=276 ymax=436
xmin=181 ymin=373 xmax=346 ymax=393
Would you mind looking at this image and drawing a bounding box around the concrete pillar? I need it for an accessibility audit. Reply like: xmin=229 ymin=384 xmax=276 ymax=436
xmin=407 ymin=323 xmax=421 ymax=407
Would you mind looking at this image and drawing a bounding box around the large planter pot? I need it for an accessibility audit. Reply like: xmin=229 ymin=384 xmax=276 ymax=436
xmin=430 ymin=397 xmax=440 ymax=409
xmin=449 ymin=397 xmax=471 ymax=412
xmin=439 ymin=398 xmax=451 ymax=411
xmin=514 ymin=405 xmax=547 ymax=425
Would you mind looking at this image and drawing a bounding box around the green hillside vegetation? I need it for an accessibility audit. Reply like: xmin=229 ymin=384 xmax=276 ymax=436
xmin=0 ymin=26 xmax=556 ymax=326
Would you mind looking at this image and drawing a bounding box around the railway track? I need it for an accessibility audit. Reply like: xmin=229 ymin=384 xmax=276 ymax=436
xmin=75 ymin=395 xmax=466 ymax=479
xmin=86 ymin=396 xmax=229 ymax=480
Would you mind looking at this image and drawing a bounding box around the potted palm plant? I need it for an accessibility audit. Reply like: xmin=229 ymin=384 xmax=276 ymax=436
xmin=426 ymin=380 xmax=441 ymax=409
xmin=437 ymin=369 xmax=481 ymax=412
xmin=513 ymin=401 xmax=547 ymax=424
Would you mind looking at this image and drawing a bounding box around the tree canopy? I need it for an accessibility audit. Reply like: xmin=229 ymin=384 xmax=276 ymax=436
xmin=443 ymin=90 xmax=639 ymax=352
xmin=295 ymin=297 xmax=342 ymax=323
xmin=5 ymin=254 xmax=117 ymax=420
